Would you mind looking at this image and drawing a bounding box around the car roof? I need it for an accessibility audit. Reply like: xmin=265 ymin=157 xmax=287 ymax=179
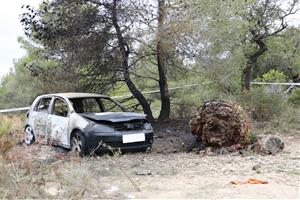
xmin=38 ymin=93 xmax=109 ymax=99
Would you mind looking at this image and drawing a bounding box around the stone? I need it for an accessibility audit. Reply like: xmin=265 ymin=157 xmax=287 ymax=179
xmin=43 ymin=182 xmax=61 ymax=196
xmin=135 ymin=170 xmax=152 ymax=176
xmin=253 ymin=135 xmax=284 ymax=155
xmin=252 ymin=164 xmax=262 ymax=173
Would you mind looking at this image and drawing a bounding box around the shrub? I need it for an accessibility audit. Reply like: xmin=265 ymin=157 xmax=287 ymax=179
xmin=288 ymin=88 xmax=300 ymax=106
xmin=170 ymin=84 xmax=220 ymax=119
xmin=0 ymin=116 xmax=13 ymax=137
xmin=275 ymin=106 xmax=300 ymax=131
xmin=172 ymin=99 xmax=198 ymax=119
xmin=239 ymin=87 xmax=288 ymax=122
xmin=0 ymin=115 xmax=24 ymax=157
xmin=255 ymin=69 xmax=286 ymax=83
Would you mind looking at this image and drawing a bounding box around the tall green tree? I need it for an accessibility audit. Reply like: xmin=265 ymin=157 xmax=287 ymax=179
xmin=0 ymin=38 xmax=44 ymax=109
xmin=21 ymin=0 xmax=158 ymax=120
xmin=181 ymin=0 xmax=299 ymax=92
xmin=239 ymin=0 xmax=299 ymax=91
xmin=21 ymin=0 xmax=119 ymax=93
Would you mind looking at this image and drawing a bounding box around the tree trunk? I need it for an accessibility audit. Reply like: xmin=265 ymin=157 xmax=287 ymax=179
xmin=241 ymin=39 xmax=268 ymax=92
xmin=111 ymin=0 xmax=155 ymax=122
xmin=157 ymin=0 xmax=171 ymax=121
xmin=241 ymin=60 xmax=253 ymax=92
xmin=123 ymin=68 xmax=155 ymax=122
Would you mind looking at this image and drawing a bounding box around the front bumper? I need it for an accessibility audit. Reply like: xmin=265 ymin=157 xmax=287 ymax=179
xmin=86 ymin=131 xmax=153 ymax=152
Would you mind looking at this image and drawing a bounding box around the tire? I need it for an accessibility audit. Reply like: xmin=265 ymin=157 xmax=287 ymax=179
xmin=70 ymin=131 xmax=88 ymax=156
xmin=24 ymin=126 xmax=35 ymax=145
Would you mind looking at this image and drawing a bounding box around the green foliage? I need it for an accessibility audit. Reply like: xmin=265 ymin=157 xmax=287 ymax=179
xmin=276 ymin=106 xmax=300 ymax=131
xmin=0 ymin=38 xmax=44 ymax=109
xmin=293 ymin=57 xmax=300 ymax=74
xmin=21 ymin=1 xmax=120 ymax=94
xmin=0 ymin=0 xmax=298 ymax=129
xmin=239 ymin=87 xmax=288 ymax=122
xmin=171 ymin=89 xmax=200 ymax=119
xmin=288 ymin=88 xmax=300 ymax=106
xmin=253 ymin=29 xmax=300 ymax=79
xmin=248 ymin=132 xmax=257 ymax=144
xmin=255 ymin=69 xmax=287 ymax=83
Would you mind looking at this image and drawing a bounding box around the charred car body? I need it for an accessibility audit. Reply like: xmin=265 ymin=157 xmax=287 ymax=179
xmin=24 ymin=93 xmax=153 ymax=155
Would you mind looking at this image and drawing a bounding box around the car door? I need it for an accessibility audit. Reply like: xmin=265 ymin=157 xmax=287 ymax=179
xmin=47 ymin=97 xmax=70 ymax=146
xmin=33 ymin=97 xmax=52 ymax=140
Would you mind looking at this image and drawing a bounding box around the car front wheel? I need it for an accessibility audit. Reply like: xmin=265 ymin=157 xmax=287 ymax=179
xmin=70 ymin=131 xmax=88 ymax=156
xmin=24 ymin=126 xmax=35 ymax=145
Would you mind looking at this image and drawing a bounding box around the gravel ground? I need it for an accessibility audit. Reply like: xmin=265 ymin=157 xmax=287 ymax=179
xmin=4 ymin=120 xmax=300 ymax=199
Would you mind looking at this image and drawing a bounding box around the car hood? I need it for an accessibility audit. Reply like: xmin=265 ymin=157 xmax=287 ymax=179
xmin=79 ymin=112 xmax=147 ymax=123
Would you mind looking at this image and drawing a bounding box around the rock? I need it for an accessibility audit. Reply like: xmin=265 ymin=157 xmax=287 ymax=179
xmin=252 ymin=164 xmax=261 ymax=173
xmin=213 ymin=147 xmax=229 ymax=155
xmin=172 ymin=149 xmax=178 ymax=153
xmin=253 ymin=135 xmax=284 ymax=155
xmin=43 ymin=182 xmax=61 ymax=196
xmin=135 ymin=170 xmax=152 ymax=176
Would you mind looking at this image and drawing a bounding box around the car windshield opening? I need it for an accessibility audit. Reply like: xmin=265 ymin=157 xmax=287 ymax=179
xmin=69 ymin=97 xmax=125 ymax=113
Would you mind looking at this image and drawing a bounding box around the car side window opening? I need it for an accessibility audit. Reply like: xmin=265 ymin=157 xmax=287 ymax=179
xmin=36 ymin=98 xmax=52 ymax=113
xmin=53 ymin=98 xmax=69 ymax=117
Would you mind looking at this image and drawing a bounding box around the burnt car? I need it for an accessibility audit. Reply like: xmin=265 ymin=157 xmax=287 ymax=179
xmin=24 ymin=93 xmax=153 ymax=155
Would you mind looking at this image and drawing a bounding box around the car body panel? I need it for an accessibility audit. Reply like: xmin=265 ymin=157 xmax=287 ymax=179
xmin=34 ymin=111 xmax=48 ymax=138
xmin=79 ymin=112 xmax=147 ymax=123
xmin=47 ymin=114 xmax=69 ymax=147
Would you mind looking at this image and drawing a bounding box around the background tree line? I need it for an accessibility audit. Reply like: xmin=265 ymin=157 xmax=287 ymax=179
xmin=0 ymin=0 xmax=300 ymax=124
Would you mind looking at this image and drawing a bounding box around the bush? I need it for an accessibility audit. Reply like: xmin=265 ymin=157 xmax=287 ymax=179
xmin=275 ymin=106 xmax=300 ymax=131
xmin=239 ymin=87 xmax=288 ymax=122
xmin=0 ymin=119 xmax=13 ymax=137
xmin=170 ymin=83 xmax=221 ymax=119
xmin=0 ymin=115 xmax=24 ymax=157
xmin=255 ymin=70 xmax=287 ymax=94
xmin=288 ymin=88 xmax=300 ymax=106
xmin=255 ymin=69 xmax=286 ymax=83
xmin=172 ymin=99 xmax=198 ymax=119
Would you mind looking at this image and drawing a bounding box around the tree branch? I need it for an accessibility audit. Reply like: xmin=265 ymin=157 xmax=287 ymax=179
xmin=130 ymin=71 xmax=159 ymax=82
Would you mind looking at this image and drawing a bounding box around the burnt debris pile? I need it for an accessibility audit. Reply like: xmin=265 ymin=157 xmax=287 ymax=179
xmin=189 ymin=100 xmax=251 ymax=147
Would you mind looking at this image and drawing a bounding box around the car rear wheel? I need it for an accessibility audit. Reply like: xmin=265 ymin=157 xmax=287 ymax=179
xmin=70 ymin=131 xmax=88 ymax=156
xmin=24 ymin=126 xmax=35 ymax=145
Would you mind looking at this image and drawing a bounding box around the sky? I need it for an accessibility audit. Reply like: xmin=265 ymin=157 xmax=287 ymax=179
xmin=0 ymin=0 xmax=41 ymax=78
xmin=0 ymin=1 xmax=299 ymax=79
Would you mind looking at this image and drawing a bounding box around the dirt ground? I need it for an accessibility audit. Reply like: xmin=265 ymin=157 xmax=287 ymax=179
xmin=4 ymin=120 xmax=300 ymax=199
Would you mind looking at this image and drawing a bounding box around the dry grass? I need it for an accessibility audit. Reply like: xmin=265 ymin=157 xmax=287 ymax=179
xmin=0 ymin=114 xmax=30 ymax=198
xmin=0 ymin=114 xmax=132 ymax=198
xmin=0 ymin=114 xmax=24 ymax=157
xmin=0 ymin=112 xmax=299 ymax=198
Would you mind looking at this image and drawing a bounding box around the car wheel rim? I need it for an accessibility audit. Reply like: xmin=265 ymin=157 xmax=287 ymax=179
xmin=24 ymin=126 xmax=33 ymax=144
xmin=71 ymin=135 xmax=82 ymax=153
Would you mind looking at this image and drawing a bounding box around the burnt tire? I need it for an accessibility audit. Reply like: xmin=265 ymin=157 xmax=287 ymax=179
xmin=24 ymin=126 xmax=35 ymax=145
xmin=70 ymin=131 xmax=89 ymax=156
